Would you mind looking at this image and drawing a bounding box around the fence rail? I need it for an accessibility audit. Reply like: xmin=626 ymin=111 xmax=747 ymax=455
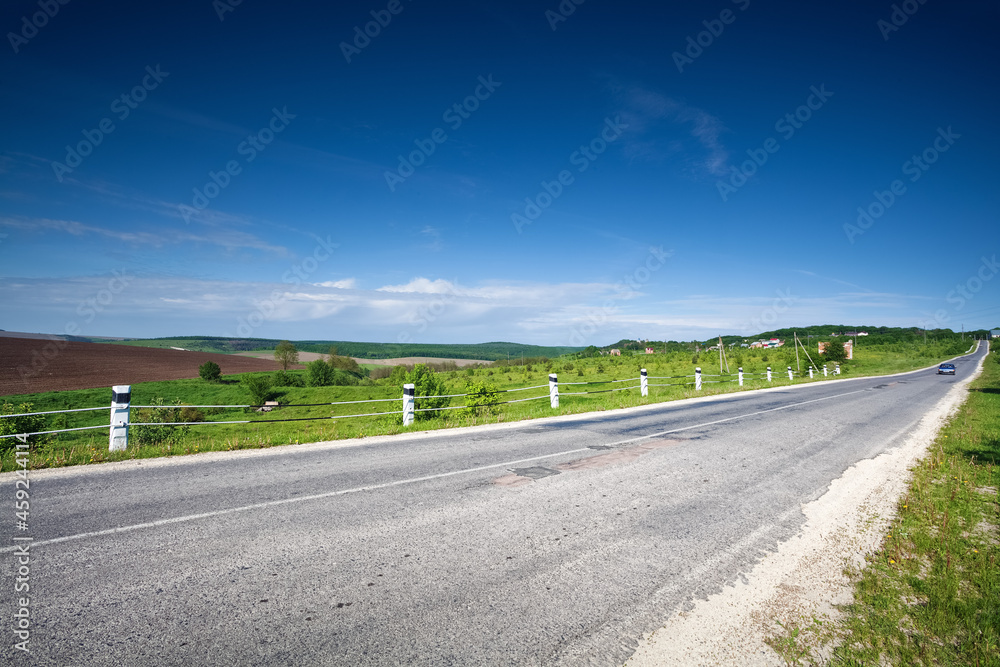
xmin=1 ymin=363 xmax=843 ymax=449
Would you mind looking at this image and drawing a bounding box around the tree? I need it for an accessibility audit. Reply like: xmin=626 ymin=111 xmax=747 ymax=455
xmin=199 ymin=361 xmax=221 ymax=382
xmin=405 ymin=364 xmax=448 ymax=419
xmin=307 ymin=359 xmax=335 ymax=387
xmin=241 ymin=374 xmax=275 ymax=406
xmin=328 ymin=351 xmax=362 ymax=377
xmin=822 ymin=341 xmax=848 ymax=363
xmin=274 ymin=340 xmax=299 ymax=370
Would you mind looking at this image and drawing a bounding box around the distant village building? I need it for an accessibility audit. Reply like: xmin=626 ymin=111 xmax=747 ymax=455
xmin=749 ymin=338 xmax=784 ymax=349
xmin=609 ymin=349 xmax=621 ymax=356
xmin=992 ymin=329 xmax=1000 ymax=339
xmin=645 ymin=347 xmax=655 ymax=354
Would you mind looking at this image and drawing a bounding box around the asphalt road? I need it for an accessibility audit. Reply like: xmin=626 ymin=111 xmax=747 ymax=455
xmin=2 ymin=345 xmax=985 ymax=666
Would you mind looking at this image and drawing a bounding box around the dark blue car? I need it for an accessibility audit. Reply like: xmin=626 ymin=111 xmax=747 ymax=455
xmin=937 ymin=363 xmax=956 ymax=375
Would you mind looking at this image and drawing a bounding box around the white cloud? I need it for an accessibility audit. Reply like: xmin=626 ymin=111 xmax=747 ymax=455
xmin=0 ymin=273 xmax=951 ymax=345
xmin=0 ymin=215 xmax=290 ymax=257
xmin=314 ymin=279 xmax=358 ymax=289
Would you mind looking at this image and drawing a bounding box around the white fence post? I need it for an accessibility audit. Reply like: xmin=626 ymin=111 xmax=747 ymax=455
xmin=402 ymin=384 xmax=415 ymax=426
xmin=549 ymin=373 xmax=559 ymax=409
xmin=738 ymin=367 xmax=743 ymax=387
xmin=836 ymin=363 xmax=841 ymax=375
xmin=823 ymin=364 xmax=828 ymax=377
xmin=695 ymin=367 xmax=702 ymax=391
xmin=809 ymin=367 xmax=814 ymax=379
xmin=766 ymin=366 xmax=772 ymax=383
xmin=640 ymin=369 xmax=648 ymax=397
xmin=109 ymin=385 xmax=131 ymax=452
xmin=787 ymin=366 xmax=793 ymax=381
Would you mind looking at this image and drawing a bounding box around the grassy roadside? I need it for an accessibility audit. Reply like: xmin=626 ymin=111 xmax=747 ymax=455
xmin=0 ymin=342 xmax=976 ymax=473
xmin=767 ymin=345 xmax=999 ymax=665
xmin=832 ymin=345 xmax=999 ymax=665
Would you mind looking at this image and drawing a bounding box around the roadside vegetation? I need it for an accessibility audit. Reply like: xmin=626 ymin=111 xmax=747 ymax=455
xmin=765 ymin=343 xmax=998 ymax=666
xmin=829 ymin=344 xmax=999 ymax=666
xmin=0 ymin=335 xmax=975 ymax=473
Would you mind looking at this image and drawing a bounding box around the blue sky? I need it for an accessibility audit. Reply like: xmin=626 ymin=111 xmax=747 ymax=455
xmin=1 ymin=0 xmax=998 ymax=346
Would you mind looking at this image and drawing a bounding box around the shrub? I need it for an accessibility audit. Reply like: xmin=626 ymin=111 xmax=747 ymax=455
xmin=131 ymin=398 xmax=188 ymax=447
xmin=406 ymin=364 xmax=448 ymax=419
xmin=0 ymin=402 xmax=49 ymax=452
xmin=274 ymin=370 xmax=305 ymax=387
xmin=463 ymin=380 xmax=500 ymax=418
xmin=241 ymin=374 xmax=276 ymax=405
xmin=388 ymin=365 xmax=409 ymax=385
xmin=199 ymin=361 xmax=221 ymax=382
xmin=179 ymin=406 xmax=205 ymax=423
xmin=822 ymin=341 xmax=848 ymax=363
xmin=308 ymin=360 xmax=335 ymax=387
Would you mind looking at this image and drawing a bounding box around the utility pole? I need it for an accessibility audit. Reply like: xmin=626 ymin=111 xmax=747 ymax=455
xmin=794 ymin=332 xmax=801 ymax=371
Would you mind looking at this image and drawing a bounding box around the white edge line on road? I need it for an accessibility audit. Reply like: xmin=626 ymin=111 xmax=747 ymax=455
xmin=2 ymin=386 xmax=878 ymax=553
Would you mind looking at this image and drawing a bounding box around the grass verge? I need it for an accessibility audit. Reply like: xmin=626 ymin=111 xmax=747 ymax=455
xmin=765 ymin=345 xmax=999 ymax=665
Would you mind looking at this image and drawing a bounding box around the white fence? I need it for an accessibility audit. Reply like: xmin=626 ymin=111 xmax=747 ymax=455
xmin=1 ymin=364 xmax=841 ymax=452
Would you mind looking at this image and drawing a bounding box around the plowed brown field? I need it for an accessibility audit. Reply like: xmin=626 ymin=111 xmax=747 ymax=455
xmin=0 ymin=337 xmax=299 ymax=396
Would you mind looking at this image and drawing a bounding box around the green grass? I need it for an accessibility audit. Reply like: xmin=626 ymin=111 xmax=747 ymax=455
xmin=0 ymin=340 xmax=975 ymax=473
xmin=826 ymin=346 xmax=1000 ymax=666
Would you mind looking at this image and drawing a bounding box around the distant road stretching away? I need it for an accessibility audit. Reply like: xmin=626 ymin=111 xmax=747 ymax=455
xmin=3 ymin=344 xmax=985 ymax=666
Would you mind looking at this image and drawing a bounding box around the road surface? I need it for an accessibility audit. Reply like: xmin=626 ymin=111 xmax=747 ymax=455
xmin=2 ymin=345 xmax=984 ymax=665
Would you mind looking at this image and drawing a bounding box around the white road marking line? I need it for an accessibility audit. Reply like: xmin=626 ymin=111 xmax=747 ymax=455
xmin=1 ymin=386 xmax=875 ymax=553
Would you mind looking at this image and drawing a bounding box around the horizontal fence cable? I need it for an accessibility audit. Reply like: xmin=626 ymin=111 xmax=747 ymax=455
xmin=131 ymin=398 xmax=400 ymax=409
xmin=559 ymin=380 xmax=618 ymax=386
xmin=265 ymin=398 xmax=400 ymax=407
xmin=559 ymin=384 xmax=641 ymax=395
xmin=645 ymin=375 xmax=695 ymax=380
xmin=503 ymin=384 xmax=549 ymax=392
xmin=414 ymin=394 xmax=550 ymax=412
xmin=0 ymin=406 xmax=110 ymax=418
xmin=503 ymin=394 xmax=550 ymax=404
xmin=0 ymin=424 xmax=112 ymax=439
xmin=130 ymin=410 xmax=404 ymax=427
xmin=414 ymin=393 xmax=471 ymax=400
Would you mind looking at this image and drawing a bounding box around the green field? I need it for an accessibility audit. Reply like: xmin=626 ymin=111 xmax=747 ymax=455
xmin=0 ymin=337 xmax=975 ymax=473
xmin=90 ymin=335 xmax=582 ymax=360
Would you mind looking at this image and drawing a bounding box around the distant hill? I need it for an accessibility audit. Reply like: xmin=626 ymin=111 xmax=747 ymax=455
xmin=87 ymin=336 xmax=583 ymax=361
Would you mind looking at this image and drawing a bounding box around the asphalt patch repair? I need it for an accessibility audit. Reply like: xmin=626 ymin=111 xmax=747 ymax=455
xmin=494 ymin=438 xmax=684 ymax=487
